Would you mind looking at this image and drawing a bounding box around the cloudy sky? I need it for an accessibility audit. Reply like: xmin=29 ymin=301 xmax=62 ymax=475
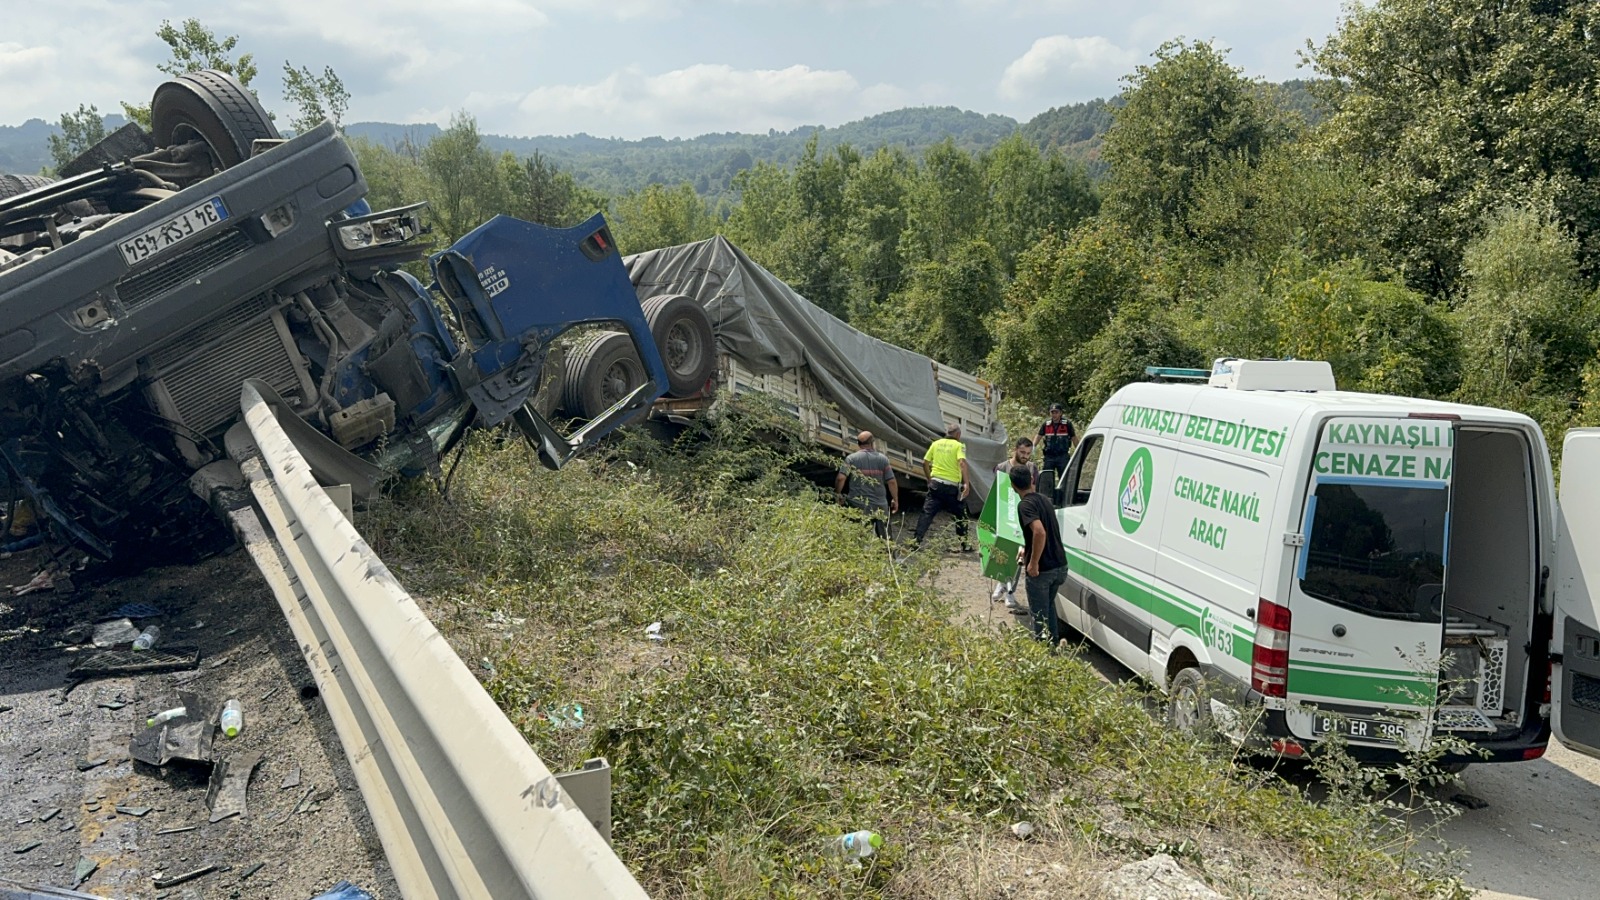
xmin=4 ymin=0 xmax=1347 ymax=139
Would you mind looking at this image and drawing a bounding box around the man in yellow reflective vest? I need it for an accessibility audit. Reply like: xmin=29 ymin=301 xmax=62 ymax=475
xmin=914 ymin=422 xmax=972 ymax=551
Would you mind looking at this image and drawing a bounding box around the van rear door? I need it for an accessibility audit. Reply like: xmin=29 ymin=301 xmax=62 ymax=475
xmin=1552 ymin=429 xmax=1600 ymax=759
xmin=1285 ymin=416 xmax=1452 ymax=746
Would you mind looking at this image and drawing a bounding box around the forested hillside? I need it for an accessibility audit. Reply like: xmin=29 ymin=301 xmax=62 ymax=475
xmin=12 ymin=2 xmax=1595 ymax=451
xmin=352 ymin=0 xmax=1600 ymax=454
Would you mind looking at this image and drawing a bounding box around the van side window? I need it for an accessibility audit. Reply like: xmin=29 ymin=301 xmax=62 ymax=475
xmin=1062 ymin=436 xmax=1102 ymax=507
xmin=1299 ymin=480 xmax=1448 ymax=622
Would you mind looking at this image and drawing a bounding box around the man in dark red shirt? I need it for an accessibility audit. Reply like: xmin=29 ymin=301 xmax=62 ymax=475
xmin=1037 ymin=404 xmax=1075 ymax=499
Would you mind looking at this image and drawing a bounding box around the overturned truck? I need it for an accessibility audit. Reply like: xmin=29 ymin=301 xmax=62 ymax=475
xmin=0 ymin=70 xmax=711 ymax=563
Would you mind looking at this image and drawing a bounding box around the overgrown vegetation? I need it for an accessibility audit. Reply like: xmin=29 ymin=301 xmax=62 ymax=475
xmin=365 ymin=412 xmax=1468 ymax=898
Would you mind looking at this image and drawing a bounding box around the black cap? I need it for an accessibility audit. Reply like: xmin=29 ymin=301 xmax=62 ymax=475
xmin=1049 ymin=403 xmax=1063 ymax=412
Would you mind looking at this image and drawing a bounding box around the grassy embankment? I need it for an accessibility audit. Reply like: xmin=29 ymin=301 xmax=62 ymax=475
xmin=363 ymin=408 xmax=1466 ymax=899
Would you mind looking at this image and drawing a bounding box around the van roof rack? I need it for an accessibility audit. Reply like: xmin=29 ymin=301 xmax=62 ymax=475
xmin=1144 ymin=366 xmax=1210 ymax=382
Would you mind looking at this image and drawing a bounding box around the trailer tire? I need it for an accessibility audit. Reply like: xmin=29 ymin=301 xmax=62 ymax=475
xmin=151 ymin=69 xmax=279 ymax=170
xmin=1168 ymin=667 xmax=1212 ymax=734
xmin=0 ymin=174 xmax=96 ymax=245
xmin=641 ymin=293 xmax=714 ymax=397
xmin=0 ymin=174 xmax=55 ymax=198
xmin=563 ymin=330 xmax=647 ymax=420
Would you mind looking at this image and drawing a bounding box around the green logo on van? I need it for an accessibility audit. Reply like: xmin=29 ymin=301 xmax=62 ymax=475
xmin=1118 ymin=447 xmax=1153 ymax=534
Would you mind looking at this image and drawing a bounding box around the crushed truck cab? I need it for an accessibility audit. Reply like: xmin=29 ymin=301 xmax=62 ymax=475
xmin=0 ymin=70 xmax=666 ymax=563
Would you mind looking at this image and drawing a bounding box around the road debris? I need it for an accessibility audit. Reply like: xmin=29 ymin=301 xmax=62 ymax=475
xmin=279 ymin=785 xmax=317 ymax=823
xmin=238 ymin=862 xmax=265 ymax=882
xmin=13 ymin=569 xmax=56 ymax=596
xmin=207 ymin=752 xmax=263 ymax=823
xmin=281 ymin=766 xmax=302 ymax=790
xmin=38 ymin=808 xmax=60 ymax=823
xmin=71 ymin=857 xmax=97 ymax=887
xmin=151 ymin=864 xmax=217 ymax=889
xmin=1451 ymin=792 xmax=1489 ymax=810
xmin=74 ymin=758 xmax=107 ymax=772
xmin=113 ymin=806 xmax=152 ymax=818
xmin=69 ymin=646 xmax=201 ymax=680
xmin=311 ymin=880 xmax=375 ymax=899
xmin=155 ymin=825 xmax=197 ymax=836
xmin=12 ymin=841 xmax=42 ymax=854
xmin=90 ymin=619 xmax=139 ymax=648
xmin=129 ymin=690 xmax=214 ymax=766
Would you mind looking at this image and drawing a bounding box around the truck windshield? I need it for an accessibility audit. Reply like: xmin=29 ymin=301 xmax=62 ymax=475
xmin=1299 ymin=480 xmax=1448 ymax=622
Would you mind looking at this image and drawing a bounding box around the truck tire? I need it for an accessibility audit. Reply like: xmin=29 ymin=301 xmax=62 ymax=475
xmin=0 ymin=174 xmax=55 ymax=198
xmin=150 ymin=69 xmax=279 ymax=169
xmin=640 ymin=293 xmax=714 ymax=397
xmin=562 ymin=330 xmax=647 ymax=420
xmin=0 ymin=174 xmax=95 ymax=246
xmin=1167 ymin=667 xmax=1212 ymax=734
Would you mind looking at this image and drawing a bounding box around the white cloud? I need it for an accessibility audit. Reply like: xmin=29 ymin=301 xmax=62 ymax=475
xmin=998 ymin=34 xmax=1137 ymax=102
xmin=514 ymin=63 xmax=870 ymax=137
xmin=0 ymin=43 xmax=56 ymax=79
xmin=539 ymin=0 xmax=684 ymax=21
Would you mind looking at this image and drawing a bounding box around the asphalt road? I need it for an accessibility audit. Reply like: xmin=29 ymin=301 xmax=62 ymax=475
xmin=1443 ymin=741 xmax=1600 ymax=900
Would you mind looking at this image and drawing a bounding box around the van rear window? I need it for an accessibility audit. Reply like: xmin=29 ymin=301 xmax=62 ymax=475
xmin=1299 ymin=481 xmax=1448 ymax=622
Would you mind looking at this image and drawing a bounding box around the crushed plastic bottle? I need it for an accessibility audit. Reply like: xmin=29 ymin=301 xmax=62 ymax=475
xmin=220 ymin=699 xmax=243 ymax=738
xmin=827 ymin=829 xmax=882 ymax=864
xmin=146 ymin=706 xmax=187 ymax=728
xmin=131 ymin=625 xmax=161 ymax=651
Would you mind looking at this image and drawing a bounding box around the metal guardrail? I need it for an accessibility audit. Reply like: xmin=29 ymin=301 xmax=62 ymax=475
xmin=219 ymin=380 xmax=648 ymax=900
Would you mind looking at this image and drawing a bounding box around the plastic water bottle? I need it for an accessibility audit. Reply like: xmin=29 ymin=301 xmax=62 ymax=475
xmin=131 ymin=625 xmax=161 ymax=651
xmin=146 ymin=706 xmax=186 ymax=728
xmin=828 ymin=830 xmax=882 ymax=862
xmin=220 ymin=699 xmax=243 ymax=738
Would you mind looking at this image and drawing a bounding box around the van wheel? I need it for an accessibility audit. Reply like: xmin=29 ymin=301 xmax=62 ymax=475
xmin=1168 ymin=667 xmax=1212 ymax=733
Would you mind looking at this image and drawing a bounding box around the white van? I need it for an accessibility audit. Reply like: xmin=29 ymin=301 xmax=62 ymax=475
xmin=1052 ymin=358 xmax=1600 ymax=764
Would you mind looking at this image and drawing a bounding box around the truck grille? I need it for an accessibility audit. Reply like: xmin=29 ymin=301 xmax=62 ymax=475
xmin=116 ymin=228 xmax=254 ymax=311
xmin=145 ymin=295 xmax=303 ymax=435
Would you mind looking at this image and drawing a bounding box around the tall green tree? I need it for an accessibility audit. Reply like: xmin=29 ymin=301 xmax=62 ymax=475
xmin=123 ymin=18 xmax=261 ymax=126
xmin=503 ymin=151 xmax=605 ymax=227
xmin=981 ymin=134 xmax=1098 ymax=274
xmin=1101 ymin=40 xmax=1291 ymax=243
xmin=987 ymin=220 xmax=1146 ymax=409
xmin=282 ymin=64 xmax=350 ymax=132
xmin=721 ymin=160 xmax=795 ymax=267
xmin=1312 ymin=0 xmax=1600 ymax=295
xmin=839 ymin=146 xmax=913 ymax=321
xmin=47 ymin=104 xmax=107 ymax=171
xmin=609 ymin=183 xmax=715 ymax=255
xmin=421 ymin=113 xmax=508 ymax=242
xmin=901 ymin=139 xmax=985 ymax=267
xmin=892 ymin=239 xmax=1005 ymax=370
xmin=1455 ymin=201 xmax=1597 ymax=423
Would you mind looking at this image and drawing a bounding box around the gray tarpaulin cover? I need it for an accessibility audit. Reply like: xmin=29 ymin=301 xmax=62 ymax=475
xmin=624 ymin=236 xmax=1006 ymax=505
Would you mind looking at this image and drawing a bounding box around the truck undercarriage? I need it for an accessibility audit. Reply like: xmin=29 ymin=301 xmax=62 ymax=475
xmin=0 ymin=70 xmax=677 ymax=567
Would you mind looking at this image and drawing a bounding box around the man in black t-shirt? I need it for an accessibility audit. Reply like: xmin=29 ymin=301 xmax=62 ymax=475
xmin=1011 ymin=465 xmax=1068 ymax=646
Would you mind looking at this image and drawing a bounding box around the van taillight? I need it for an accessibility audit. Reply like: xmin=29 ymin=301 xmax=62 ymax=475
xmin=1251 ymin=598 xmax=1291 ymax=699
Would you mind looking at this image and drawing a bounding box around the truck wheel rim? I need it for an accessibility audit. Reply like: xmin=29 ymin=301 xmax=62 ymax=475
xmin=664 ymin=321 xmax=700 ymax=374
